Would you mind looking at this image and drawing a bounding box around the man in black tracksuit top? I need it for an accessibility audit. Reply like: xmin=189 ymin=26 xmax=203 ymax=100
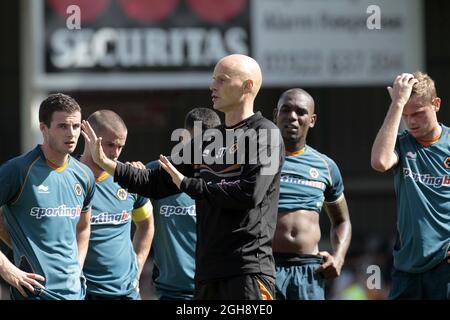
xmin=82 ymin=54 xmax=285 ymax=300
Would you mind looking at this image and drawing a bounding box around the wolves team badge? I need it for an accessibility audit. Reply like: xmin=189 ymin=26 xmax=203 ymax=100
xmin=444 ymin=157 xmax=450 ymax=169
xmin=117 ymin=188 xmax=128 ymax=201
xmin=309 ymin=167 xmax=319 ymax=178
xmin=74 ymin=183 xmax=82 ymax=196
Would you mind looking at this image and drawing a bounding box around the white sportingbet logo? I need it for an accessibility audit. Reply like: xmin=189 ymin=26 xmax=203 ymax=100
xmin=160 ymin=205 xmax=196 ymax=217
xmin=280 ymin=175 xmax=325 ymax=190
xmin=403 ymin=168 xmax=450 ymax=187
xmin=91 ymin=211 xmax=131 ymax=225
xmin=30 ymin=205 xmax=81 ymax=219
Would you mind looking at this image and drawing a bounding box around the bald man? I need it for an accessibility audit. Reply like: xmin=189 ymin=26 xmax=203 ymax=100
xmin=80 ymin=110 xmax=154 ymax=300
xmin=273 ymin=89 xmax=352 ymax=300
xmin=82 ymin=54 xmax=284 ymax=300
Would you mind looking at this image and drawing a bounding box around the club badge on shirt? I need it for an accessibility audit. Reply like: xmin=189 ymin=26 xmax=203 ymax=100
xmin=74 ymin=183 xmax=82 ymax=196
xmin=117 ymin=188 xmax=128 ymax=201
xmin=309 ymin=167 xmax=319 ymax=179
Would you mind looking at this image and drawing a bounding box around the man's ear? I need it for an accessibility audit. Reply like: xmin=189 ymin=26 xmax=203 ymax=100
xmin=432 ymin=97 xmax=441 ymax=112
xmin=243 ymin=79 xmax=253 ymax=93
xmin=39 ymin=122 xmax=47 ymax=133
xmin=273 ymin=108 xmax=278 ymax=123
xmin=309 ymin=114 xmax=317 ymax=128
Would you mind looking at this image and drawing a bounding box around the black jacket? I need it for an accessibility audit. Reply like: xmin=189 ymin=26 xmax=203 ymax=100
xmin=115 ymin=112 xmax=285 ymax=282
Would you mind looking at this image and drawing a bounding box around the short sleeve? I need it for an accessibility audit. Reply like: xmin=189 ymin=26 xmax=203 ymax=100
xmin=394 ymin=133 xmax=404 ymax=167
xmin=324 ymin=158 xmax=344 ymax=203
xmin=0 ymin=160 xmax=23 ymax=206
xmin=82 ymin=170 xmax=96 ymax=212
xmin=134 ymin=194 xmax=150 ymax=210
xmin=132 ymin=200 xmax=152 ymax=222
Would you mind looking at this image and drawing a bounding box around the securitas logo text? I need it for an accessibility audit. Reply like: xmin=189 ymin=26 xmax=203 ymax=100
xmin=91 ymin=211 xmax=130 ymax=225
xmin=30 ymin=205 xmax=81 ymax=219
xmin=403 ymin=168 xmax=450 ymax=188
xmin=160 ymin=205 xmax=196 ymax=217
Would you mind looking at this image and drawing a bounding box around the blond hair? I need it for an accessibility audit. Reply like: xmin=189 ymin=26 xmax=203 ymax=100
xmin=412 ymin=71 xmax=437 ymax=103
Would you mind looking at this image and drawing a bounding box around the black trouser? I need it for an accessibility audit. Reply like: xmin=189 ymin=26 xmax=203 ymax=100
xmin=194 ymin=274 xmax=275 ymax=300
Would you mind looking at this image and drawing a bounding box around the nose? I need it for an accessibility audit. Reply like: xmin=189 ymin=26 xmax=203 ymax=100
xmin=113 ymin=146 xmax=124 ymax=160
xmin=110 ymin=148 xmax=120 ymax=160
xmin=406 ymin=115 xmax=415 ymax=127
xmin=67 ymin=125 xmax=76 ymax=137
xmin=210 ymin=79 xmax=219 ymax=92
xmin=287 ymin=110 xmax=298 ymax=121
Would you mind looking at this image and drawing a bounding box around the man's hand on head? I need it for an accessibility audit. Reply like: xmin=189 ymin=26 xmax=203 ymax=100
xmin=81 ymin=120 xmax=116 ymax=175
xmin=387 ymin=73 xmax=419 ymax=107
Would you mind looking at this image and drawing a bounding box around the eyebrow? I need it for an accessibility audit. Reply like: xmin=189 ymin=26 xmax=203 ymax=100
xmin=213 ymin=73 xmax=231 ymax=79
xmin=280 ymin=103 xmax=308 ymax=110
xmin=403 ymin=108 xmax=426 ymax=116
xmin=57 ymin=122 xmax=81 ymax=125
xmin=107 ymin=140 xmax=125 ymax=146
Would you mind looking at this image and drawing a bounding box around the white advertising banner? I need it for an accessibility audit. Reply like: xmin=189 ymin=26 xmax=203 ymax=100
xmin=32 ymin=0 xmax=423 ymax=89
xmin=252 ymin=0 xmax=424 ymax=86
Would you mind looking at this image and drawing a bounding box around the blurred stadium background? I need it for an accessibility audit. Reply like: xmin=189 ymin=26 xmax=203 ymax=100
xmin=0 ymin=0 xmax=449 ymax=300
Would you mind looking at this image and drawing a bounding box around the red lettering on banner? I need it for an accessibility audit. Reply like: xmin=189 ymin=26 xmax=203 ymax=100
xmin=48 ymin=0 xmax=248 ymax=24
xmin=187 ymin=0 xmax=247 ymax=23
xmin=118 ymin=0 xmax=179 ymax=23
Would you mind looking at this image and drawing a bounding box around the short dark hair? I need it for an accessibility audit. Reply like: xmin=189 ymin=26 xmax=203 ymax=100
xmin=277 ymin=88 xmax=315 ymax=113
xmin=87 ymin=110 xmax=127 ymax=135
xmin=184 ymin=108 xmax=221 ymax=131
xmin=39 ymin=93 xmax=81 ymax=127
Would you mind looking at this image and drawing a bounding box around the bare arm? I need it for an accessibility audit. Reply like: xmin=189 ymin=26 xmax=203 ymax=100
xmin=0 ymin=251 xmax=45 ymax=298
xmin=327 ymin=196 xmax=351 ymax=268
xmin=316 ymin=195 xmax=352 ymax=279
xmin=371 ymin=73 xmax=418 ymax=172
xmin=0 ymin=208 xmax=12 ymax=248
xmin=132 ymin=211 xmax=154 ymax=279
xmin=76 ymin=209 xmax=91 ymax=268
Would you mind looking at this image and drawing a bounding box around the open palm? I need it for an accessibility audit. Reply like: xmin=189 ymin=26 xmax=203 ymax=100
xmin=81 ymin=120 xmax=106 ymax=166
